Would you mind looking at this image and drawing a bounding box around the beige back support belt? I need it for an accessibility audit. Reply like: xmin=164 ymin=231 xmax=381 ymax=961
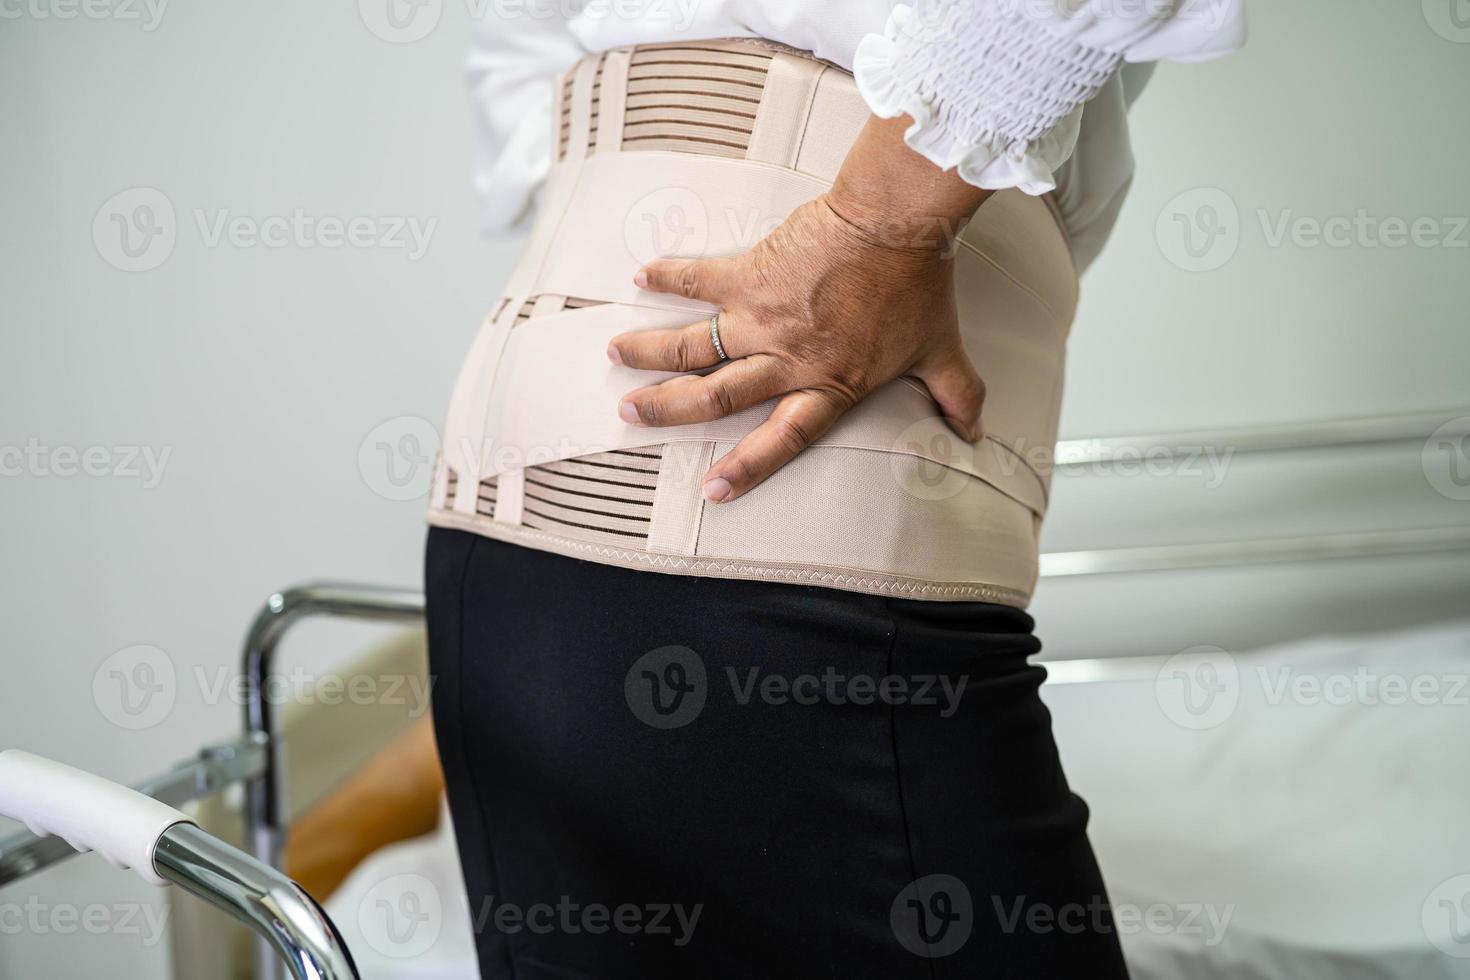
xmin=428 ymin=40 xmax=1079 ymax=606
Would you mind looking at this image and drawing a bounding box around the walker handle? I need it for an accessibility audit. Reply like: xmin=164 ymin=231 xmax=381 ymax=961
xmin=0 ymin=750 xmax=193 ymax=885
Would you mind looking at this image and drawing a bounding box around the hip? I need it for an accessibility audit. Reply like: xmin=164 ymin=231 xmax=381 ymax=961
xmin=424 ymin=526 xmax=1127 ymax=978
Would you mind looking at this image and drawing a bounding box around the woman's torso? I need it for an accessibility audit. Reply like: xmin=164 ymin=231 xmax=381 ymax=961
xmin=429 ymin=40 xmax=1078 ymax=606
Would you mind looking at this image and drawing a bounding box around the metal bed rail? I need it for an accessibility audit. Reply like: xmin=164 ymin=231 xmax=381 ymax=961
xmin=1040 ymin=525 xmax=1470 ymax=577
xmin=240 ymin=583 xmax=425 ymax=980
xmin=241 ymin=584 xmax=425 ymax=875
xmin=1054 ymin=408 xmax=1469 ymax=465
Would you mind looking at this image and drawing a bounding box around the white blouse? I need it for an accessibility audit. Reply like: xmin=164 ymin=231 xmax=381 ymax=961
xmin=468 ymin=0 xmax=1246 ymax=272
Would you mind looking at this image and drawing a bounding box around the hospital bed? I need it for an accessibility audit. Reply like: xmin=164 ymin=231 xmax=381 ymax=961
xmin=321 ymin=619 xmax=1470 ymax=980
xmin=1 ymin=409 xmax=1467 ymax=978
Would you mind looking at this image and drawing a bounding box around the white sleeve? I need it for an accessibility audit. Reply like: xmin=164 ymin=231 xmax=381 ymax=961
xmin=467 ymin=13 xmax=585 ymax=233
xmin=853 ymin=0 xmax=1246 ymax=194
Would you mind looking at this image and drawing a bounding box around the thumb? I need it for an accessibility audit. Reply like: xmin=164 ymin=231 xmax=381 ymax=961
xmin=913 ymin=348 xmax=986 ymax=443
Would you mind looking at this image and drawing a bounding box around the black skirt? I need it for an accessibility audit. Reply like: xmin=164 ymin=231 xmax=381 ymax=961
xmin=426 ymin=527 xmax=1129 ymax=979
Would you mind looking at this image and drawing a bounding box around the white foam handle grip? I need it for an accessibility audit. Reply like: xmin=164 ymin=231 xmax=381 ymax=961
xmin=0 ymin=750 xmax=194 ymax=885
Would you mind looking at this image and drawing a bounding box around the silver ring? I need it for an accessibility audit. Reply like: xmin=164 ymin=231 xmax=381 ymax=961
xmin=709 ymin=313 xmax=729 ymax=362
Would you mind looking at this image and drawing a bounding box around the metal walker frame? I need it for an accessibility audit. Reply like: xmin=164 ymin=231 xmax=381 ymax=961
xmin=0 ymin=583 xmax=424 ymax=980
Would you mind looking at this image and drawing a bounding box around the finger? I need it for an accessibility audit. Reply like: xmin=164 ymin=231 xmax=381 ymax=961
xmin=912 ymin=347 xmax=986 ymax=442
xmin=700 ymin=389 xmax=846 ymax=503
xmin=634 ymin=256 xmax=739 ymax=303
xmin=618 ymin=356 xmax=789 ymax=427
xmin=609 ymin=314 xmax=748 ymax=372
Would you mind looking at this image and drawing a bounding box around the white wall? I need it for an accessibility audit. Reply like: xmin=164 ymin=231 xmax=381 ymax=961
xmin=1 ymin=0 xmax=1466 ymax=975
xmin=1 ymin=2 xmax=516 ymax=974
xmin=1032 ymin=0 xmax=1470 ymax=659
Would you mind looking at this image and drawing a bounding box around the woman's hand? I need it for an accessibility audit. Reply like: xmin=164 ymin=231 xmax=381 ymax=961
xmin=607 ymin=114 xmax=992 ymax=505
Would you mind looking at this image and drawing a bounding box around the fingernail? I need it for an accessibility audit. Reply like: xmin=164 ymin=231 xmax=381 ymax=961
xmin=946 ymin=417 xmax=975 ymax=442
xmin=633 ymin=269 xmax=648 ymax=289
xmin=606 ymin=344 xmax=622 ymax=365
xmin=702 ymin=477 xmax=732 ymax=503
xmin=618 ymin=401 xmax=640 ymax=424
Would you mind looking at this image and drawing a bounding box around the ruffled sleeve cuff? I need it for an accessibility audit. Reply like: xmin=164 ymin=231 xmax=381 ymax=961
xmin=853 ymin=3 xmax=1125 ymax=195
